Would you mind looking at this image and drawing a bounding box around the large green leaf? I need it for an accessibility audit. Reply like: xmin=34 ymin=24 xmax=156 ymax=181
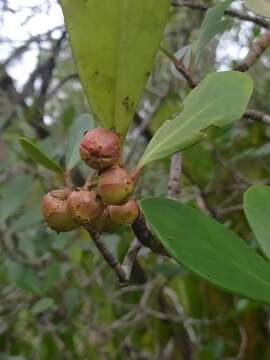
xmin=65 ymin=113 xmax=94 ymax=170
xmin=20 ymin=137 xmax=63 ymax=173
xmin=60 ymin=0 xmax=170 ymax=137
xmin=138 ymin=71 xmax=253 ymax=168
xmin=193 ymin=0 xmax=234 ymax=57
xmin=140 ymin=198 xmax=270 ymax=304
xmin=245 ymin=0 xmax=270 ymax=18
xmin=244 ymin=185 xmax=270 ymax=260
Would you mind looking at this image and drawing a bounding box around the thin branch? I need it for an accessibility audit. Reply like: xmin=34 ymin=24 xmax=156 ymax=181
xmin=243 ymin=109 xmax=270 ymax=125
xmin=132 ymin=213 xmax=169 ymax=256
xmin=85 ymin=227 xmax=143 ymax=285
xmin=235 ymin=30 xmax=270 ymax=72
xmin=171 ymin=0 xmax=270 ymax=29
xmin=85 ymin=226 xmax=128 ymax=284
xmin=160 ymin=46 xmax=197 ymax=88
xmin=168 ymin=153 xmax=182 ymax=200
xmin=121 ymin=239 xmax=142 ymax=281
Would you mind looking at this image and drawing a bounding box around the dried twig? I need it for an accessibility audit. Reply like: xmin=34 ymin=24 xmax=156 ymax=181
xmin=171 ymin=0 xmax=270 ymax=29
xmin=168 ymin=153 xmax=182 ymax=200
xmin=160 ymin=46 xmax=197 ymax=88
xmin=122 ymin=239 xmax=142 ymax=281
xmin=132 ymin=213 xmax=169 ymax=256
xmin=243 ymin=109 xmax=270 ymax=125
xmin=85 ymin=226 xmax=128 ymax=284
xmin=235 ymin=30 xmax=270 ymax=72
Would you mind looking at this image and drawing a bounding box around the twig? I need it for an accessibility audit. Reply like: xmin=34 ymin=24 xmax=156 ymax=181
xmin=235 ymin=30 xmax=270 ymax=72
xmin=168 ymin=153 xmax=182 ymax=200
xmin=160 ymin=46 xmax=197 ymax=88
xmin=171 ymin=0 xmax=270 ymax=29
xmin=122 ymin=239 xmax=142 ymax=281
xmin=243 ymin=109 xmax=270 ymax=125
xmin=85 ymin=226 xmax=128 ymax=284
xmin=132 ymin=213 xmax=169 ymax=256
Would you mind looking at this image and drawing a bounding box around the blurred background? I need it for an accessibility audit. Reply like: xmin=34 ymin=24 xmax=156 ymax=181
xmin=1 ymin=0 xmax=270 ymax=359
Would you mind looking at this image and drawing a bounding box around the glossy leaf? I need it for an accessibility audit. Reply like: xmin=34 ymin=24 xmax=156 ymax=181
xmin=245 ymin=0 xmax=270 ymax=18
xmin=0 ymin=174 xmax=33 ymax=222
xmin=140 ymin=197 xmax=270 ymax=304
xmin=20 ymin=137 xmax=63 ymax=173
xmin=193 ymin=0 xmax=234 ymax=57
xmin=138 ymin=71 xmax=253 ymax=168
xmin=60 ymin=0 xmax=170 ymax=137
xmin=244 ymin=185 xmax=270 ymax=260
xmin=65 ymin=113 xmax=94 ymax=170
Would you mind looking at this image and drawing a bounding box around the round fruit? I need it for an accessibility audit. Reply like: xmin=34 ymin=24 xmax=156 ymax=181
xmin=91 ymin=207 xmax=116 ymax=233
xmin=67 ymin=189 xmax=103 ymax=225
xmin=42 ymin=189 xmax=79 ymax=232
xmin=108 ymin=199 xmax=139 ymax=226
xmin=80 ymin=128 xmax=121 ymax=170
xmin=97 ymin=164 xmax=134 ymax=205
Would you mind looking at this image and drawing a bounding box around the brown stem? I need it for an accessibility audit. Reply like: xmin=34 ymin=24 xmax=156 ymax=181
xmin=168 ymin=153 xmax=182 ymax=200
xmin=235 ymin=30 xmax=270 ymax=72
xmin=122 ymin=239 xmax=142 ymax=281
xmin=85 ymin=226 xmax=128 ymax=284
xmin=132 ymin=213 xmax=169 ymax=256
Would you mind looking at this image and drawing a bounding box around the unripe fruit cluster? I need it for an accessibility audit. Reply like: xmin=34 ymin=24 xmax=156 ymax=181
xmin=42 ymin=128 xmax=139 ymax=233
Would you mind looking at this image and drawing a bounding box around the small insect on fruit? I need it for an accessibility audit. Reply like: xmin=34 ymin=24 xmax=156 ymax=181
xmin=42 ymin=189 xmax=79 ymax=232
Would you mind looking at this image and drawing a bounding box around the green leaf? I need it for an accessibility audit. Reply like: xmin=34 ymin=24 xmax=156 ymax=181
xmin=60 ymin=0 xmax=170 ymax=137
xmin=140 ymin=198 xmax=270 ymax=304
xmin=11 ymin=211 xmax=42 ymax=232
xmin=63 ymin=287 xmax=79 ymax=316
xmin=193 ymin=0 xmax=234 ymax=57
xmin=20 ymin=137 xmax=63 ymax=173
xmin=244 ymin=185 xmax=270 ymax=260
xmin=65 ymin=113 xmax=94 ymax=170
xmin=138 ymin=71 xmax=253 ymax=168
xmin=245 ymin=0 xmax=270 ymax=18
xmin=0 ymin=174 xmax=33 ymax=222
xmin=44 ymin=261 xmax=61 ymax=292
xmin=5 ymin=259 xmax=41 ymax=294
xmin=31 ymin=297 xmax=55 ymax=315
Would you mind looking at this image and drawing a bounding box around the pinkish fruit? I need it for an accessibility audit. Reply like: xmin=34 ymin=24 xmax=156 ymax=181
xmin=80 ymin=128 xmax=121 ymax=170
xmin=97 ymin=164 xmax=134 ymax=205
xmin=42 ymin=189 xmax=79 ymax=232
xmin=108 ymin=199 xmax=139 ymax=226
xmin=91 ymin=207 xmax=116 ymax=233
xmin=67 ymin=189 xmax=103 ymax=225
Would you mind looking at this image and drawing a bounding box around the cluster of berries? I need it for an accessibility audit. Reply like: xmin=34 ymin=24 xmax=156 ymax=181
xmin=42 ymin=128 xmax=139 ymax=233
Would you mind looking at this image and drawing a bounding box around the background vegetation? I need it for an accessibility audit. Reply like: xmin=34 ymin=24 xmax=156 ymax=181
xmin=1 ymin=0 xmax=270 ymax=359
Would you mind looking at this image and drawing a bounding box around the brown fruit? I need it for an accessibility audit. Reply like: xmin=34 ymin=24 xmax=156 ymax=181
xmin=67 ymin=189 xmax=103 ymax=225
xmin=108 ymin=199 xmax=139 ymax=226
xmin=80 ymin=128 xmax=121 ymax=170
xmin=42 ymin=189 xmax=79 ymax=232
xmin=97 ymin=164 xmax=134 ymax=205
xmin=91 ymin=207 xmax=116 ymax=233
